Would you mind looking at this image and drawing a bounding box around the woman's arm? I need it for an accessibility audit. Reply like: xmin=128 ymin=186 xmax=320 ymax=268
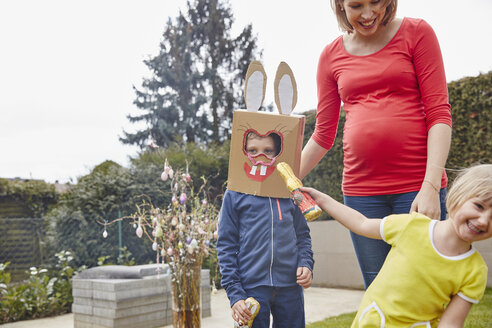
xmin=410 ymin=123 xmax=451 ymax=219
xmin=438 ymin=294 xmax=472 ymax=328
xmin=300 ymin=186 xmax=382 ymax=239
xmin=300 ymin=44 xmax=342 ymax=179
xmin=299 ymin=138 xmax=328 ymax=179
xmin=410 ymin=20 xmax=452 ymax=220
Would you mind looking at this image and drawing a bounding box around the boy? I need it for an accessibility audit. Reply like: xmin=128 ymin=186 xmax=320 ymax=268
xmin=218 ymin=131 xmax=314 ymax=328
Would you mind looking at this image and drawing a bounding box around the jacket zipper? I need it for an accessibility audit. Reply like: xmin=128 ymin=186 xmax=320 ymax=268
xmin=276 ymin=198 xmax=283 ymax=220
xmin=268 ymin=197 xmax=274 ymax=286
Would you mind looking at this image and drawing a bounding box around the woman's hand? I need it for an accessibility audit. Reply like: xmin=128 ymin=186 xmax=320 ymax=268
xmin=410 ymin=182 xmax=441 ymax=220
xmin=296 ymin=266 xmax=313 ymax=288
xmin=231 ymin=299 xmax=251 ymax=325
xmin=413 ymin=123 xmax=451 ymax=220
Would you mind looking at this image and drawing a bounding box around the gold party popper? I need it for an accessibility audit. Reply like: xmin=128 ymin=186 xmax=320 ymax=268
xmin=276 ymin=162 xmax=322 ymax=221
xmin=234 ymin=297 xmax=260 ymax=328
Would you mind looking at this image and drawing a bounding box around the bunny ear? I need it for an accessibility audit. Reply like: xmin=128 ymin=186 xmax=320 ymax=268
xmin=274 ymin=62 xmax=297 ymax=115
xmin=244 ymin=61 xmax=267 ymax=112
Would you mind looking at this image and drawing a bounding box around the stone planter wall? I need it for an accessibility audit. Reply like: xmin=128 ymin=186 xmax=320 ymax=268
xmin=72 ymin=264 xmax=210 ymax=328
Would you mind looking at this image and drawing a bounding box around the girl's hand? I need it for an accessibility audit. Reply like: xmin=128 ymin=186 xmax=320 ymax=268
xmin=232 ymin=299 xmax=251 ymax=325
xmin=410 ymin=182 xmax=441 ymax=220
xmin=299 ymin=186 xmax=323 ymax=203
xmin=296 ymin=266 xmax=313 ymax=288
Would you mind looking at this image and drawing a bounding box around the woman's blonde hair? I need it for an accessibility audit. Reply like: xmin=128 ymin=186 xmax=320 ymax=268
xmin=330 ymin=0 xmax=398 ymax=33
xmin=446 ymin=164 xmax=492 ymax=218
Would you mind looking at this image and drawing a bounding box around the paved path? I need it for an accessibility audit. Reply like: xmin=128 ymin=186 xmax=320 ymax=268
xmin=2 ymin=287 xmax=364 ymax=328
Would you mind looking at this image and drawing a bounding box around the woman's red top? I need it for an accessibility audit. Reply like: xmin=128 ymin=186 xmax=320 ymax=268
xmin=313 ymin=18 xmax=452 ymax=196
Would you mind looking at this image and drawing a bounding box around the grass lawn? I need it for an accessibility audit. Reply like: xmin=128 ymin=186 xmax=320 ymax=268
xmin=307 ymin=287 xmax=492 ymax=328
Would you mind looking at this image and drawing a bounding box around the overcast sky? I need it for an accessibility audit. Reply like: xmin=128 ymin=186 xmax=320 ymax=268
xmin=1 ymin=0 xmax=491 ymax=183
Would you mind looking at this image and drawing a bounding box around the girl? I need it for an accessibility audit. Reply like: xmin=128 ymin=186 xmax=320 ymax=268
xmin=302 ymin=164 xmax=491 ymax=327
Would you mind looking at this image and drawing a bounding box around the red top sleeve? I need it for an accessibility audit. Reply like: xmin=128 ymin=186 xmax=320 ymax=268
xmin=312 ymin=39 xmax=342 ymax=150
xmin=412 ymin=20 xmax=452 ymax=130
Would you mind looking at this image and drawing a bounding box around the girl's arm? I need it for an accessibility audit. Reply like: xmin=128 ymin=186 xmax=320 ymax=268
xmin=300 ymin=187 xmax=382 ymax=239
xmin=437 ymin=294 xmax=472 ymax=328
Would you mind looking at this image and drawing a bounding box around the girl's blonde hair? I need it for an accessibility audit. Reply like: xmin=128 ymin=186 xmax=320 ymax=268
xmin=446 ymin=164 xmax=492 ymax=218
xmin=330 ymin=0 xmax=398 ymax=33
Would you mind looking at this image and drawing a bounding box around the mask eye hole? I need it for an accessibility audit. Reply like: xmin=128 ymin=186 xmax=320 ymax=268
xmin=243 ymin=131 xmax=283 ymax=158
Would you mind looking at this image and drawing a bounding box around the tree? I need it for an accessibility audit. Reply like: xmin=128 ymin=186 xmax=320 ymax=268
xmin=121 ymin=0 xmax=261 ymax=148
xmin=48 ymin=161 xmax=153 ymax=267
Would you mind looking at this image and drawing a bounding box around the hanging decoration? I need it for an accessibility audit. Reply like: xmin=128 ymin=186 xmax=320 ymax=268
xmin=103 ymin=159 xmax=219 ymax=328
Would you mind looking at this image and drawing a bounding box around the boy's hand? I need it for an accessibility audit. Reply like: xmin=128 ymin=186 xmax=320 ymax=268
xmin=232 ymin=299 xmax=251 ymax=325
xmin=296 ymin=266 xmax=312 ymax=288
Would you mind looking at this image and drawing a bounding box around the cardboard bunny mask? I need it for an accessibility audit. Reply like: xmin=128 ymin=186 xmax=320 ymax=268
xmin=227 ymin=61 xmax=305 ymax=198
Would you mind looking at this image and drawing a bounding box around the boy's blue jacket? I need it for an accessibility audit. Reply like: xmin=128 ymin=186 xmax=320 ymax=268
xmin=217 ymin=190 xmax=314 ymax=307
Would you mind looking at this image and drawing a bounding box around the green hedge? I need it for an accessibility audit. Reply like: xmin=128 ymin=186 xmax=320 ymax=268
xmin=0 ymin=179 xmax=58 ymax=218
xmin=0 ymin=218 xmax=43 ymax=281
xmin=447 ymin=71 xmax=492 ymax=181
xmin=0 ymin=179 xmax=58 ymax=280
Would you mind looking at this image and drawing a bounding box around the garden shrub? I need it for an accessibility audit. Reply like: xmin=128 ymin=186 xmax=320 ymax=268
xmin=46 ymin=161 xmax=151 ymax=268
xmin=447 ymin=71 xmax=492 ymax=181
xmin=0 ymin=251 xmax=84 ymax=324
xmin=130 ymin=142 xmax=229 ymax=207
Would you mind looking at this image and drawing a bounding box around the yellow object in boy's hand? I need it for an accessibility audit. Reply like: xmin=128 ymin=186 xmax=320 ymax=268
xmin=277 ymin=162 xmax=322 ymax=221
xmin=234 ymin=297 xmax=260 ymax=328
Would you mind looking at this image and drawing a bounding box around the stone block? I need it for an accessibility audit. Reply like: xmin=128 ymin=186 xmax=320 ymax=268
xmin=75 ymin=310 xmax=169 ymax=327
xmin=92 ymin=301 xmax=168 ymax=318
